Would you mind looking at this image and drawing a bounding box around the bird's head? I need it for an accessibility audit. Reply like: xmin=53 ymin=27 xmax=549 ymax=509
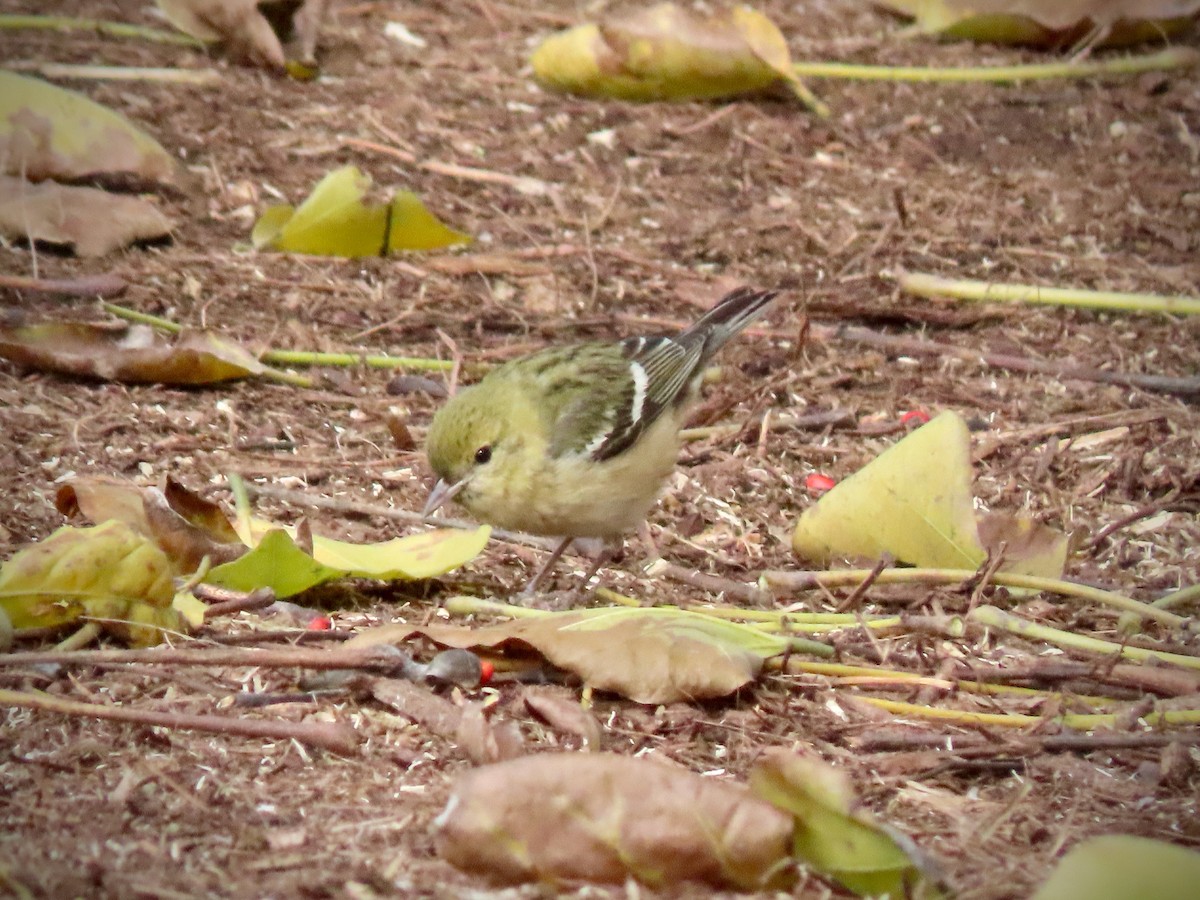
xmin=422 ymin=381 xmax=532 ymax=519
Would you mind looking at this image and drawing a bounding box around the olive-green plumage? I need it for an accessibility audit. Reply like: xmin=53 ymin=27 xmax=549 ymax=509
xmin=424 ymin=287 xmax=778 ymax=551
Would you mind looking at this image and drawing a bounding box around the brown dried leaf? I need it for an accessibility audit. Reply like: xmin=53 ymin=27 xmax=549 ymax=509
xmin=349 ymin=607 xmax=786 ymax=704
xmin=435 ymin=752 xmax=794 ymax=890
xmin=455 ymin=702 xmax=526 ymax=764
xmin=158 ymin=0 xmax=286 ymax=68
xmin=0 ymin=176 xmax=173 ymax=257
xmin=523 ymin=687 xmax=603 ymax=750
xmin=369 ymin=678 xmax=463 ymax=739
xmin=0 ymin=321 xmax=266 ymax=384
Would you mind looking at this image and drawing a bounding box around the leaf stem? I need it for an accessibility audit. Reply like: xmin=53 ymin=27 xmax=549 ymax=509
xmin=0 ymin=13 xmax=205 ymax=47
xmin=7 ymin=62 xmax=222 ymax=85
xmin=858 ymin=695 xmax=1200 ymax=730
xmin=792 ymin=47 xmax=1199 ymax=83
xmin=896 ymin=271 xmax=1200 ymax=316
xmin=259 ymin=349 xmax=452 ymax=371
xmin=969 ymin=605 xmax=1200 ymax=671
xmin=763 ymin=568 xmax=1193 ymax=631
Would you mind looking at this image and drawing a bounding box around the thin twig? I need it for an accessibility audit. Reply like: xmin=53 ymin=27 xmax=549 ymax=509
xmin=839 ymin=326 xmax=1200 ymax=397
xmin=0 ymin=687 xmax=358 ymax=754
xmin=0 ymin=272 xmax=127 ymax=297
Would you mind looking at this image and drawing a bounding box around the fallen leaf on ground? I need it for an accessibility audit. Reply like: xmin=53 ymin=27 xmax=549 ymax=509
xmin=523 ymin=687 xmax=602 ymax=750
xmin=252 ymin=165 xmax=471 ymax=257
xmin=792 ymin=411 xmax=1068 ymax=576
xmin=0 ymin=319 xmax=264 ymax=383
xmin=0 ymin=176 xmax=173 ymax=257
xmin=455 ymin=702 xmax=526 ymax=764
xmin=750 ymin=750 xmax=941 ymax=898
xmin=0 ymin=521 xmax=188 ymax=646
xmin=435 ymin=752 xmax=794 ymax=889
xmin=0 ymin=71 xmax=181 ymax=186
xmin=158 ymin=0 xmax=306 ymax=68
xmin=1032 ymin=834 xmax=1200 ymax=900
xmin=207 ymin=522 xmax=490 ymax=598
xmin=57 ymin=475 xmax=488 ymax=599
xmin=348 ymin=605 xmax=789 ymax=703
xmin=58 ymin=477 xmax=246 ymax=574
xmin=875 ymin=0 xmax=1199 ymax=47
xmin=532 ymin=2 xmax=811 ymax=103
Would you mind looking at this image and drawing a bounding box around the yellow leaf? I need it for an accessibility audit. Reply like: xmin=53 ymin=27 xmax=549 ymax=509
xmin=793 ymin=411 xmax=1068 ymax=578
xmin=1032 ymin=834 xmax=1200 ymax=900
xmin=211 ymin=520 xmax=490 ymax=598
xmin=252 ymin=165 xmax=470 ymax=258
xmin=531 ymin=3 xmax=797 ymax=102
xmin=794 ymin=412 xmax=985 ymax=569
xmin=388 ymin=190 xmax=471 ymax=251
xmin=874 ymin=0 xmax=1200 ymax=47
xmin=0 ymin=521 xmax=184 ymax=646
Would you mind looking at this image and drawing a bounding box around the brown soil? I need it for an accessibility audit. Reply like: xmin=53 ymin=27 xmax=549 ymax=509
xmin=1 ymin=1 xmax=1198 ymax=898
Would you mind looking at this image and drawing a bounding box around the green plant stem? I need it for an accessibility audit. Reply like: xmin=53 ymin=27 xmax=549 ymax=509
xmin=763 ymin=568 xmax=1192 ymax=631
xmin=443 ymin=595 xmax=549 ymax=619
xmin=777 ymin=659 xmax=1117 ymax=706
xmin=970 ymin=605 xmax=1200 ymax=672
xmin=897 ymin=271 xmax=1200 ymax=316
xmin=1154 ymin=583 xmax=1200 ymax=612
xmin=10 ymin=63 xmax=221 ymax=85
xmin=860 ymin=695 xmax=1200 ymax=730
xmin=0 ymin=13 xmax=205 ymax=46
xmin=792 ymin=47 xmax=1199 ymax=83
xmin=103 ymin=303 xmax=443 ymax=380
xmin=260 ymin=349 xmax=452 ymax=372
xmin=103 ymin=303 xmax=182 ymax=333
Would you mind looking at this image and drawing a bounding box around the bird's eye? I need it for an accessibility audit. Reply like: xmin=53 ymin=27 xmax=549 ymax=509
xmin=474 ymin=445 xmax=492 ymax=465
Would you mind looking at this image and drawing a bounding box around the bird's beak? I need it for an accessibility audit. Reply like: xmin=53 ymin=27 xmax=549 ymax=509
xmin=422 ymin=477 xmax=467 ymax=519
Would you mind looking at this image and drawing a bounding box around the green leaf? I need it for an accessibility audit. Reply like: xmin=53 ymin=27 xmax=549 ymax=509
xmin=750 ymin=751 xmax=941 ymax=898
xmin=0 ymin=70 xmax=181 ymax=185
xmin=1032 ymin=834 xmax=1200 ymax=900
xmin=207 ymin=524 xmax=491 ymax=598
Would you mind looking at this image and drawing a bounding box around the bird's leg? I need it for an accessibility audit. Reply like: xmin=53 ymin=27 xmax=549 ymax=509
xmin=579 ymin=540 xmax=618 ymax=591
xmin=519 ymin=536 xmax=574 ymax=596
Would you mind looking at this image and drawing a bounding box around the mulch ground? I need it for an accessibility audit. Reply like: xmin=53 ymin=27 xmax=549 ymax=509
xmin=1 ymin=1 xmax=1198 ymax=897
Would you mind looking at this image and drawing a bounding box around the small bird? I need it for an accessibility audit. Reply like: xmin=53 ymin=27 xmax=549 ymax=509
xmin=423 ymin=286 xmax=780 ymax=593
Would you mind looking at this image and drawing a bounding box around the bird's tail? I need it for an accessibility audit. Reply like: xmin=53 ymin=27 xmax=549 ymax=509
xmin=682 ymin=286 xmax=780 ymax=361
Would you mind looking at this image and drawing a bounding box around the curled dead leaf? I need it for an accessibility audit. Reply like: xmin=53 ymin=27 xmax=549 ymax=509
xmin=436 ymin=752 xmax=794 ymax=889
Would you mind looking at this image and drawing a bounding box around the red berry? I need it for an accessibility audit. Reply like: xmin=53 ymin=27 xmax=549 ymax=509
xmin=478 ymin=660 xmax=495 ymax=685
xmin=805 ymin=473 xmax=837 ymax=494
xmin=307 ymin=615 xmax=332 ymax=631
xmin=900 ymin=409 xmax=931 ymax=426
